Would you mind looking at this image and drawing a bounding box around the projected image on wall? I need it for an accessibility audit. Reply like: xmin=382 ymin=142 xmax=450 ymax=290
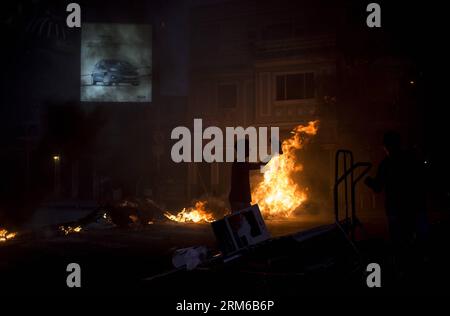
xmin=81 ymin=23 xmax=152 ymax=102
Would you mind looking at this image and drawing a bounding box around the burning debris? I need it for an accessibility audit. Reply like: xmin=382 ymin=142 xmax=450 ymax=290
xmin=59 ymin=225 xmax=82 ymax=235
xmin=108 ymin=198 xmax=163 ymax=227
xmin=251 ymin=121 xmax=319 ymax=219
xmin=164 ymin=201 xmax=215 ymax=223
xmin=0 ymin=227 xmax=17 ymax=242
xmin=164 ymin=198 xmax=230 ymax=224
xmin=52 ymin=198 xmax=164 ymax=235
xmin=58 ymin=210 xmax=116 ymax=235
xmin=165 ymin=121 xmax=318 ymax=224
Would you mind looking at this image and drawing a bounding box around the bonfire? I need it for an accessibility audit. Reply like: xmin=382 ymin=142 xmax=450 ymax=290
xmin=164 ymin=120 xmax=318 ymax=223
xmin=252 ymin=121 xmax=319 ymax=218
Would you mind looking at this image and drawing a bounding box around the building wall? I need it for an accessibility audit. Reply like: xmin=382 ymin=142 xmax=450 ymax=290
xmin=187 ymin=0 xmax=341 ymax=205
xmin=186 ymin=0 xmax=421 ymax=215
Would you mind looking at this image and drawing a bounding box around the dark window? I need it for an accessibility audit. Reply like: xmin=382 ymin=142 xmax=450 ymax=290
xmin=275 ymin=73 xmax=315 ymax=101
xmin=218 ymin=84 xmax=237 ymax=108
xmin=276 ymin=76 xmax=285 ymax=100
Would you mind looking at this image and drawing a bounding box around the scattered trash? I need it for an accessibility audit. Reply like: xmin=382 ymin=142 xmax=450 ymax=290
xmin=59 ymin=225 xmax=82 ymax=235
xmin=211 ymin=204 xmax=271 ymax=255
xmin=172 ymin=246 xmax=208 ymax=270
xmin=108 ymin=198 xmax=163 ymax=227
xmin=83 ymin=212 xmax=116 ymax=230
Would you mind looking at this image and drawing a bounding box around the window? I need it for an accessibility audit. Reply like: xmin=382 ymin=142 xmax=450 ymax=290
xmin=218 ymin=84 xmax=237 ymax=108
xmin=276 ymin=73 xmax=315 ymax=101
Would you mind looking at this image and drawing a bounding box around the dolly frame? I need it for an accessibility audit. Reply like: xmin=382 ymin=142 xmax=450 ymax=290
xmin=334 ymin=150 xmax=372 ymax=244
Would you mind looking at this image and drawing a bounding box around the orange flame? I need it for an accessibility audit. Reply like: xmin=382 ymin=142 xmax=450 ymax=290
xmin=251 ymin=120 xmax=319 ymax=218
xmin=164 ymin=201 xmax=215 ymax=223
xmin=0 ymin=227 xmax=17 ymax=242
xmin=59 ymin=225 xmax=82 ymax=235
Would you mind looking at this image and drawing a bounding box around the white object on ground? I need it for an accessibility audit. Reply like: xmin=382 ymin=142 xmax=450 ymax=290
xmin=172 ymin=246 xmax=208 ymax=270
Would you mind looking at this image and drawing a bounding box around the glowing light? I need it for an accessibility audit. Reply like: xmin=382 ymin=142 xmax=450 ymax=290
xmin=59 ymin=225 xmax=82 ymax=235
xmin=0 ymin=228 xmax=17 ymax=242
xmin=164 ymin=201 xmax=215 ymax=223
xmin=251 ymin=120 xmax=319 ymax=219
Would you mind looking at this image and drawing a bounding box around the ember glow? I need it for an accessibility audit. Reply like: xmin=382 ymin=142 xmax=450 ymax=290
xmin=252 ymin=120 xmax=319 ymax=219
xmin=0 ymin=228 xmax=17 ymax=242
xmin=59 ymin=225 xmax=82 ymax=235
xmin=164 ymin=201 xmax=215 ymax=223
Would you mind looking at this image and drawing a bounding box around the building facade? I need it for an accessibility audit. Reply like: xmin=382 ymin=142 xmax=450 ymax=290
xmin=184 ymin=0 xmax=420 ymax=213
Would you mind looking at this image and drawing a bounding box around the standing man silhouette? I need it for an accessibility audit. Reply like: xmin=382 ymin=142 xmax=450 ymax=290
xmin=365 ymin=131 xmax=427 ymax=261
xmin=228 ymin=139 xmax=266 ymax=213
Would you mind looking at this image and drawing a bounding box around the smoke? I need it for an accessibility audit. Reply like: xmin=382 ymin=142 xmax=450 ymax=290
xmin=200 ymin=195 xmax=230 ymax=219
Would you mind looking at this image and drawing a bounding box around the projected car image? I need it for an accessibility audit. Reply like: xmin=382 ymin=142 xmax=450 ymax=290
xmin=80 ymin=23 xmax=152 ymax=102
xmin=92 ymin=59 xmax=140 ymax=86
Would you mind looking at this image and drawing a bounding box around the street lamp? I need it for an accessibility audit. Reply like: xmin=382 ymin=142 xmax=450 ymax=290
xmin=53 ymin=154 xmax=61 ymax=197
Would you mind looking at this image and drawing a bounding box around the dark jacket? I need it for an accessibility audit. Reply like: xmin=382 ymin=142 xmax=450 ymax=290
xmin=366 ymin=150 xmax=425 ymax=217
xmin=228 ymin=161 xmax=263 ymax=204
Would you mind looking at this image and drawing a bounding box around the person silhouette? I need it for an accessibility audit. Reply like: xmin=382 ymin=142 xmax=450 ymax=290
xmin=365 ymin=131 xmax=426 ymax=256
xmin=228 ymin=139 xmax=266 ymax=213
